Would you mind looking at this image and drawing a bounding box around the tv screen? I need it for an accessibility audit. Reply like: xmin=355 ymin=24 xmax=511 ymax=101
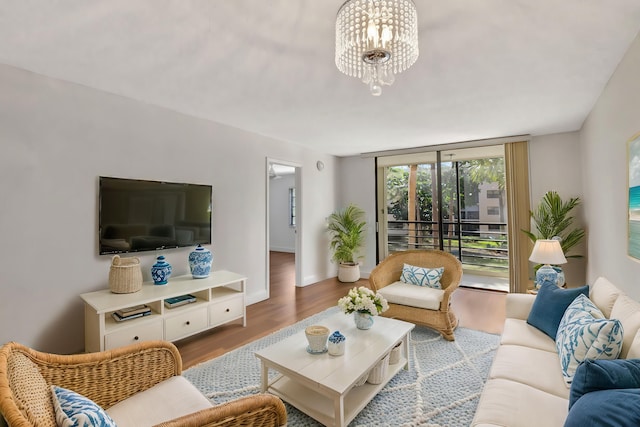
xmin=99 ymin=177 xmax=212 ymax=255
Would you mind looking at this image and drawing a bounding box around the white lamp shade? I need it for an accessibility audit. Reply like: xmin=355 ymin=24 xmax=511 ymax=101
xmin=529 ymin=239 xmax=567 ymax=265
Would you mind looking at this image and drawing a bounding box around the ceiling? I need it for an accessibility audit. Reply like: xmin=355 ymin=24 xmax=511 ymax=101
xmin=1 ymin=1 xmax=640 ymax=157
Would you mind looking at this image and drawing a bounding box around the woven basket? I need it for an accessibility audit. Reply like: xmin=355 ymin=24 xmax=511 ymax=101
xmin=389 ymin=342 xmax=402 ymax=364
xmin=109 ymin=255 xmax=143 ymax=294
xmin=367 ymin=353 xmax=390 ymax=385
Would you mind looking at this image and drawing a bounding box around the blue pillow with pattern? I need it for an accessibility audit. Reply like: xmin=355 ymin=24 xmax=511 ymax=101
xmin=555 ymin=294 xmax=624 ymax=386
xmin=51 ymin=385 xmax=117 ymax=427
xmin=400 ymin=264 xmax=444 ymax=289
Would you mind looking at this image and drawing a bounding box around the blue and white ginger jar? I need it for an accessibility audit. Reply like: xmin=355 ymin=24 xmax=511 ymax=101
xmin=151 ymin=255 xmax=172 ymax=285
xmin=188 ymin=244 xmax=213 ymax=279
xmin=328 ymin=331 xmax=346 ymax=356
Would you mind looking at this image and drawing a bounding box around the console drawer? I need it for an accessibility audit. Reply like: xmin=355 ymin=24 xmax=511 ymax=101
xmin=209 ymin=297 xmax=243 ymax=326
xmin=104 ymin=319 xmax=163 ymax=350
xmin=164 ymin=306 xmax=208 ymax=341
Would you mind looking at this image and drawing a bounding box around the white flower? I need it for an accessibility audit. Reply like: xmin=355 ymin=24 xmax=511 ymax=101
xmin=337 ymin=286 xmax=389 ymax=316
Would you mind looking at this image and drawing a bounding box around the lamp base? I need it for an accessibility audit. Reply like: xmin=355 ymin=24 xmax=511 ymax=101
xmin=536 ymin=264 xmax=559 ymax=289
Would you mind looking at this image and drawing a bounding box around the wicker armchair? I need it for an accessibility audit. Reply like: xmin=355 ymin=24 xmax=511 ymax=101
xmin=0 ymin=340 xmax=287 ymax=427
xmin=369 ymin=250 xmax=463 ymax=341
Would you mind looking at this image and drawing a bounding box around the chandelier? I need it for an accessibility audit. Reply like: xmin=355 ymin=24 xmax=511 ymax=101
xmin=335 ymin=0 xmax=419 ymax=96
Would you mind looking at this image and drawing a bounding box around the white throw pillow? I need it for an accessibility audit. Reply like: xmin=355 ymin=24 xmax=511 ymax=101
xmin=400 ymin=264 xmax=444 ymax=289
xmin=51 ymin=385 xmax=117 ymax=427
xmin=555 ymin=294 xmax=624 ymax=386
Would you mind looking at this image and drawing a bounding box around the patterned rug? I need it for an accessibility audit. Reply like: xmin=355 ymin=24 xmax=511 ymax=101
xmin=183 ymin=306 xmax=501 ymax=426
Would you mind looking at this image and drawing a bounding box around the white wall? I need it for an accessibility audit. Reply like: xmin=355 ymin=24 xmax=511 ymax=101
xmin=529 ymin=132 xmax=586 ymax=286
xmin=269 ymin=174 xmax=296 ymax=252
xmin=580 ymin=32 xmax=640 ymax=299
xmin=0 ymin=64 xmax=337 ymax=353
xmin=337 ymin=156 xmax=377 ymax=277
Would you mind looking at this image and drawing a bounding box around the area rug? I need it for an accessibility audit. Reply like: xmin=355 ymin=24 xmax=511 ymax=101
xmin=183 ymin=306 xmax=501 ymax=426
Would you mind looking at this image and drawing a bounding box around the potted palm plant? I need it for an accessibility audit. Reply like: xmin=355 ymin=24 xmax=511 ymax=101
xmin=327 ymin=204 xmax=367 ymax=282
xmin=522 ymin=191 xmax=585 ymax=285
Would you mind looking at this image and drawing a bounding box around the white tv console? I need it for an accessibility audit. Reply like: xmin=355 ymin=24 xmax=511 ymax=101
xmin=80 ymin=271 xmax=246 ymax=353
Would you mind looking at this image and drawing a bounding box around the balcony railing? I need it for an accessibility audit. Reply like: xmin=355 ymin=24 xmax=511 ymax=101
xmin=387 ymin=220 xmax=508 ymax=275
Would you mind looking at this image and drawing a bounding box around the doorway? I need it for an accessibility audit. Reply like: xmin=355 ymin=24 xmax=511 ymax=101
xmin=266 ymin=159 xmax=302 ymax=297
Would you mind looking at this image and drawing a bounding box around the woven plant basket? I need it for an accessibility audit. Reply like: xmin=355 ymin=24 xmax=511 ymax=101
xmin=109 ymin=255 xmax=143 ymax=294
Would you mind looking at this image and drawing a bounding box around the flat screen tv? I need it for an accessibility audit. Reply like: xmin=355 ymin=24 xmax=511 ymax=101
xmin=99 ymin=176 xmax=212 ymax=255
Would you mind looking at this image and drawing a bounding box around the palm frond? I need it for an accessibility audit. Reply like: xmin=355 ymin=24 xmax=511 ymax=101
xmin=327 ymin=204 xmax=367 ymax=264
xmin=523 ymin=191 xmax=585 ymax=257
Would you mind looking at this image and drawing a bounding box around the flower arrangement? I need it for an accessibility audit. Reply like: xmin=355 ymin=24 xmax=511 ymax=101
xmin=338 ymin=286 xmax=389 ymax=317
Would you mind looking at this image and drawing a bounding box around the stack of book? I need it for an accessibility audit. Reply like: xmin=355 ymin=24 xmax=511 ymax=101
xmin=164 ymin=294 xmax=197 ymax=308
xmin=112 ymin=304 xmax=152 ymax=322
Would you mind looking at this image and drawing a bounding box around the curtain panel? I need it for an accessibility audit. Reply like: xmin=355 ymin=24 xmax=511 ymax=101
xmin=505 ymin=141 xmax=531 ymax=293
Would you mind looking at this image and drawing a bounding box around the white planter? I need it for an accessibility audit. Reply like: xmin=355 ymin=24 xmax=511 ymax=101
xmin=338 ymin=263 xmax=360 ymax=282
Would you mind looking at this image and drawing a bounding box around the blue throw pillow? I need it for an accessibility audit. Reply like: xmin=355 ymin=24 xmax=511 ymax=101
xmin=400 ymin=264 xmax=444 ymax=289
xmin=51 ymin=385 xmax=117 ymax=427
xmin=564 ymin=388 xmax=640 ymax=427
xmin=569 ymin=359 xmax=640 ymax=409
xmin=526 ymin=282 xmax=589 ymax=339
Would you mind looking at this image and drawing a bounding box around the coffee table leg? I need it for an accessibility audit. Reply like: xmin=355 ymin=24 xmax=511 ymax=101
xmin=403 ymin=333 xmax=411 ymax=370
xmin=334 ymin=395 xmax=345 ymax=427
xmin=260 ymin=361 xmax=268 ymax=392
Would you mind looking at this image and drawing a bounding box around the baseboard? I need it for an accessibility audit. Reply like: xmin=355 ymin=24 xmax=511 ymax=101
xmin=269 ymin=246 xmax=294 ymax=253
xmin=246 ymin=289 xmax=269 ymax=305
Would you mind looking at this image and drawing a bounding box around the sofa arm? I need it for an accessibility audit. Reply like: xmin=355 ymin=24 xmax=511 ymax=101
xmin=153 ymin=394 xmax=287 ymax=427
xmin=505 ymin=293 xmax=536 ymax=320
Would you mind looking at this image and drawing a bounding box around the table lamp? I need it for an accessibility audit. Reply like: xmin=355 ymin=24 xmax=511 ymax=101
xmin=529 ymin=239 xmax=567 ymax=288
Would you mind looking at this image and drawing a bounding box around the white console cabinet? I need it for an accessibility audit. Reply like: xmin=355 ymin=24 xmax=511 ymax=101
xmin=80 ymin=271 xmax=246 ymax=352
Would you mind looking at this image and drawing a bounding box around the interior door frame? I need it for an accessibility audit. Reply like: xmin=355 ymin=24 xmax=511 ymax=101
xmin=265 ymin=157 xmax=302 ymax=296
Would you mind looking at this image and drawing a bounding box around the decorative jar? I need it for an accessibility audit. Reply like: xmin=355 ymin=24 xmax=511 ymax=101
xmin=151 ymin=255 xmax=172 ymax=285
xmin=328 ymin=331 xmax=346 ymax=356
xmin=188 ymin=244 xmax=213 ymax=278
xmin=354 ymin=311 xmax=374 ymax=330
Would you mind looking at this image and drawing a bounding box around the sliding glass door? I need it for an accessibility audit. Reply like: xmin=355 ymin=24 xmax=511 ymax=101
xmin=377 ymin=145 xmax=508 ymax=278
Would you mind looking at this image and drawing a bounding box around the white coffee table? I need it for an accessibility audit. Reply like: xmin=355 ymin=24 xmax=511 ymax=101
xmin=255 ymin=312 xmax=414 ymax=427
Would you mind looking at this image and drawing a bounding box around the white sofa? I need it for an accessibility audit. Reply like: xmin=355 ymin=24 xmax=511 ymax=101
xmin=472 ymin=277 xmax=640 ymax=426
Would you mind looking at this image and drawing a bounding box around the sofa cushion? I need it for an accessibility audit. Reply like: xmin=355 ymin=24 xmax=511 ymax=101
xmin=471 ymin=378 xmax=568 ymax=427
xmin=488 ymin=344 xmax=569 ymax=399
xmin=376 ymin=281 xmax=443 ymax=310
xmin=610 ymin=294 xmax=640 ymax=358
xmin=51 ymin=385 xmax=117 ymax=427
xmin=400 ymin=264 xmax=444 ymax=288
xmin=569 ymin=358 xmax=640 ymax=409
xmin=500 ymin=319 xmax=557 ymax=353
xmin=556 ymin=294 xmax=623 ymax=386
xmin=106 ymin=376 xmax=212 ymax=427
xmin=589 ymin=276 xmax=622 ymax=318
xmin=565 ymin=388 xmax=640 ymax=427
xmin=526 ymin=283 xmax=589 ymax=339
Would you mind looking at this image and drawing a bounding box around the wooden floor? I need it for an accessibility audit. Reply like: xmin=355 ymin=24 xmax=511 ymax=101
xmin=175 ymin=251 xmax=507 ymax=369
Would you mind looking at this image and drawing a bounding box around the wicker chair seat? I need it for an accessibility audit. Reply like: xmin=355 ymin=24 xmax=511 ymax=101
xmin=377 ymin=281 xmax=443 ymax=310
xmin=370 ymin=250 xmax=463 ymax=341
